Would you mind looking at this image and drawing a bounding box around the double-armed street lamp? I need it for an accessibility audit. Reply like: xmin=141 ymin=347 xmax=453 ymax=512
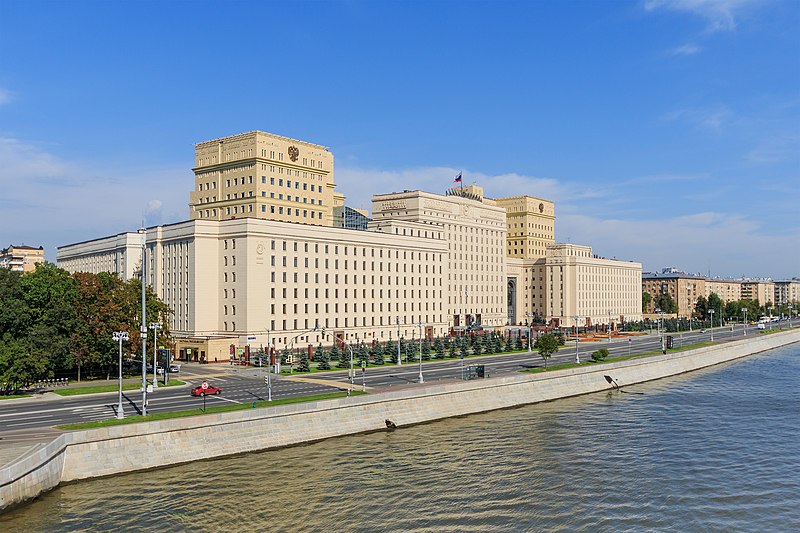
xmin=742 ymin=308 xmax=748 ymax=336
xmin=709 ymin=309 xmax=715 ymax=341
xmin=112 ymin=331 xmax=129 ymax=419
xmin=417 ymin=321 xmax=425 ymax=383
xmin=149 ymin=322 xmax=161 ymax=388
xmin=525 ymin=312 xmax=533 ymax=352
xmin=573 ymin=315 xmax=581 ymax=364
xmin=396 ymin=316 xmax=402 ymax=366
xmin=322 ymin=327 xmax=354 ymax=388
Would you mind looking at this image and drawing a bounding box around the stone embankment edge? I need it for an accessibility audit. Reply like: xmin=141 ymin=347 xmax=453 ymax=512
xmin=2 ymin=329 xmax=799 ymax=512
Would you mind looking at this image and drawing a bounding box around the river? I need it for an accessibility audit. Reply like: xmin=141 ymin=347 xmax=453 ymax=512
xmin=2 ymin=343 xmax=799 ymax=532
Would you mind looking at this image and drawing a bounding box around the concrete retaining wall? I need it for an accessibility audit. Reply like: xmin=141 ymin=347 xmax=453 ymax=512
xmin=3 ymin=329 xmax=799 ymax=511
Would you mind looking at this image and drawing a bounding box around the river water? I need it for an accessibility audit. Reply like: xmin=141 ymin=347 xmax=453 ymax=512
xmin=3 ymin=344 xmax=799 ymax=532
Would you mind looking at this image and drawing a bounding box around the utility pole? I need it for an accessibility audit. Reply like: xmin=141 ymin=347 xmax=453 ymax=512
xmin=139 ymin=227 xmax=148 ymax=417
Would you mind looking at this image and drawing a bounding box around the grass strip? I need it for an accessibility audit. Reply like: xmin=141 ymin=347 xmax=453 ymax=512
xmin=523 ymin=341 xmax=717 ymax=374
xmin=56 ymin=390 xmax=366 ymax=430
xmin=0 ymin=393 xmax=33 ymax=400
xmin=52 ymin=379 xmax=185 ymax=396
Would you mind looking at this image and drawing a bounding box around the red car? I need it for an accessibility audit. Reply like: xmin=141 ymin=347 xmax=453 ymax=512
xmin=190 ymin=384 xmax=222 ymax=396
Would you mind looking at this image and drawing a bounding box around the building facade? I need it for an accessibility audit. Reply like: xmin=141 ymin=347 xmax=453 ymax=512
xmin=1 ymin=245 xmax=45 ymax=273
xmin=705 ymin=279 xmax=742 ymax=303
xmin=741 ymin=280 xmax=775 ymax=306
xmin=59 ymin=129 xmax=645 ymax=355
xmin=773 ymin=280 xmax=800 ymax=307
xmin=190 ymin=131 xmax=335 ymax=226
xmin=642 ymin=271 xmax=706 ymax=319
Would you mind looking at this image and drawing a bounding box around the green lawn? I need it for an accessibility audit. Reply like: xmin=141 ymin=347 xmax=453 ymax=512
xmin=280 ymin=349 xmax=531 ymax=375
xmin=0 ymin=393 xmax=33 ymax=400
xmin=523 ymin=341 xmax=717 ymax=374
xmin=56 ymin=390 xmax=367 ymax=430
xmin=52 ymin=379 xmax=184 ymax=396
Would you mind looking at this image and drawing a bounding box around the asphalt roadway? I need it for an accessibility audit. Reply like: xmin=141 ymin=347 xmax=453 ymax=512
xmin=1 ymin=319 xmax=797 ymax=437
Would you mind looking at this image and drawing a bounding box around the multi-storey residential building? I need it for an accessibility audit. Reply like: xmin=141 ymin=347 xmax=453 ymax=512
xmin=705 ymin=279 xmax=742 ymax=303
xmin=642 ymin=271 xmax=706 ymax=318
xmin=1 ymin=245 xmax=45 ymax=273
xmin=774 ymin=279 xmax=800 ymax=307
xmin=59 ymin=129 xmax=644 ymax=359
xmin=741 ymin=280 xmax=775 ymax=306
xmin=190 ymin=131 xmax=335 ymax=226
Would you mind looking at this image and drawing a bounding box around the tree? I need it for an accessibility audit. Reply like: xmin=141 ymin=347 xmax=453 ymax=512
xmin=459 ymin=337 xmax=469 ymax=359
xmin=372 ymin=342 xmax=385 ymax=365
xmin=695 ymin=295 xmax=709 ymax=320
xmin=0 ymin=339 xmax=48 ymax=392
xmin=421 ymin=338 xmax=431 ymax=360
xmin=297 ymin=350 xmax=310 ymax=372
xmin=537 ymin=333 xmax=559 ymax=368
xmin=708 ymin=292 xmax=723 ymax=321
xmin=449 ymin=337 xmax=458 ymax=358
xmin=473 ymin=335 xmax=484 ymax=356
xmin=315 ymin=343 xmax=330 ymax=370
xmin=591 ymin=348 xmax=609 ymax=362
xmin=655 ymin=293 xmax=677 ymax=314
xmin=433 ymin=337 xmax=445 ymax=359
xmin=642 ymin=292 xmax=652 ymax=311
xmin=504 ymin=333 xmax=514 ymax=353
xmin=357 ymin=341 xmax=369 ymax=367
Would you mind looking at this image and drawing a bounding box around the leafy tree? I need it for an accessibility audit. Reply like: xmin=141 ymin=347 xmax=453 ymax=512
xmin=537 ymin=333 xmax=559 ymax=368
xmin=708 ymin=292 xmax=723 ymax=322
xmin=642 ymin=292 xmax=652 ymax=311
xmin=695 ymin=295 xmax=709 ymax=320
xmin=315 ymin=343 xmax=330 ymax=370
xmin=654 ymin=293 xmax=677 ymax=314
xmin=0 ymin=339 xmax=48 ymax=392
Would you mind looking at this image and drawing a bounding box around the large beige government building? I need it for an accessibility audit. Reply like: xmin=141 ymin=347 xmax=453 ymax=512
xmin=58 ymin=130 xmax=643 ymax=362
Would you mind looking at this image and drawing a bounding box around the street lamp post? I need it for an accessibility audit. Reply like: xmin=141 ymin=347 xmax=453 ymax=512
xmin=525 ymin=312 xmax=533 ymax=352
xmin=149 ymin=322 xmax=161 ymax=388
xmin=323 ymin=328 xmax=354 ymax=388
xmin=608 ymin=309 xmax=612 ymax=344
xmin=112 ymin=331 xmax=129 ymax=419
xmin=266 ymin=330 xmax=272 ymax=401
xmin=687 ymin=287 xmax=693 ymax=332
xmin=417 ymin=321 xmax=425 ymax=383
xmin=396 ymin=316 xmax=401 ymax=366
xmin=742 ymin=308 xmax=748 ymax=337
xmin=573 ymin=315 xmax=580 ymax=364
xmin=138 ymin=227 xmax=148 ymax=417
xmin=709 ymin=309 xmax=715 ymax=341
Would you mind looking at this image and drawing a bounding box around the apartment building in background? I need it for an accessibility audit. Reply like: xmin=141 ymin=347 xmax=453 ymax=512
xmin=1 ymin=245 xmax=45 ymax=273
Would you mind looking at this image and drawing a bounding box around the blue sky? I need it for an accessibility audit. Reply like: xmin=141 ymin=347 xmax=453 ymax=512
xmin=1 ymin=0 xmax=798 ymax=279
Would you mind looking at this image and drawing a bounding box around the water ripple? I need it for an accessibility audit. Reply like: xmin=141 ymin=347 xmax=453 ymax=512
xmin=2 ymin=344 xmax=800 ymax=532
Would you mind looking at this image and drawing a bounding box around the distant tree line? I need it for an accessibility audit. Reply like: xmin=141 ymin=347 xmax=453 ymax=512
xmin=0 ymin=263 xmax=172 ymax=392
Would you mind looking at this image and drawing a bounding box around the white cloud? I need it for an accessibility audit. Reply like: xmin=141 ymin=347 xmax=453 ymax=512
xmin=335 ymin=165 xmax=566 ymax=213
xmin=557 ymin=211 xmax=799 ymax=279
xmin=0 ymin=137 xmax=186 ymax=260
xmin=670 ymin=43 xmax=702 ymax=55
xmin=663 ymin=106 xmax=733 ymax=131
xmin=746 ymin=133 xmax=800 ymax=164
xmin=644 ymin=0 xmax=758 ymax=32
xmin=0 ymin=88 xmax=11 ymax=105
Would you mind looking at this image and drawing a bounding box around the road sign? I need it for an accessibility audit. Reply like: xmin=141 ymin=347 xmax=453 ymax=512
xmin=201 ymin=381 xmax=209 ymax=390
xmin=361 ymin=360 xmax=366 ymax=368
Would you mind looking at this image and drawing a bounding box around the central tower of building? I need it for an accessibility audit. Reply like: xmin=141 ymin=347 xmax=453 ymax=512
xmin=190 ymin=131 xmax=336 ymax=226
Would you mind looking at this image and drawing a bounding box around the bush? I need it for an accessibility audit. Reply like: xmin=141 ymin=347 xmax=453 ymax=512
xmin=591 ymin=348 xmax=609 ymax=362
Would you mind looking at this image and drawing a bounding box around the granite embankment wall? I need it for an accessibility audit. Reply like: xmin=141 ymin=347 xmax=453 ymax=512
xmin=3 ymin=329 xmax=799 ymax=511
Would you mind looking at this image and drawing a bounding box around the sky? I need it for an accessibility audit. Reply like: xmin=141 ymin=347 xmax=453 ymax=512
xmin=0 ymin=0 xmax=798 ymax=279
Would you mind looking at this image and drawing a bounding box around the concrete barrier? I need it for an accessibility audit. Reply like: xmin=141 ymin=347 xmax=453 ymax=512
xmin=2 ymin=329 xmax=799 ymax=511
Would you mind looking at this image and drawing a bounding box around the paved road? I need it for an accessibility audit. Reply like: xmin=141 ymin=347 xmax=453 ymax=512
xmin=0 ymin=319 xmax=796 ymax=433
